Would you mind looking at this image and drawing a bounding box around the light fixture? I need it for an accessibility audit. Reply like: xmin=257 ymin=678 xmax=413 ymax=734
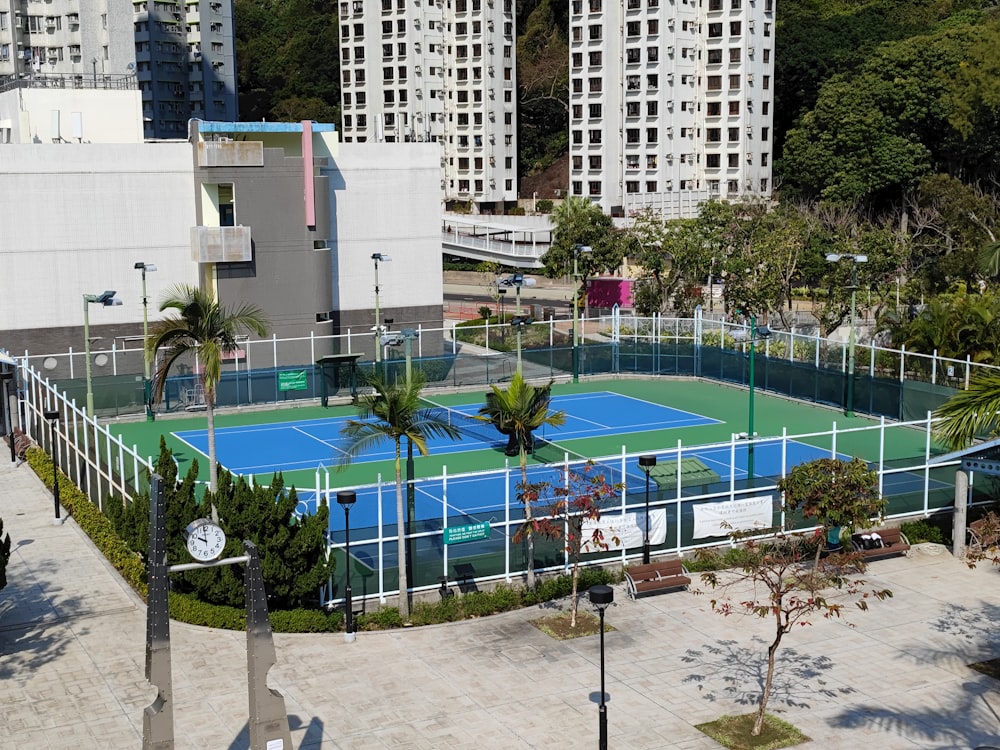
xmin=83 ymin=291 xmax=122 ymax=418
xmin=572 ymin=245 xmax=592 ymax=383
xmin=134 ymin=262 xmax=157 ymax=422
xmin=826 ymin=253 xmax=868 ymax=417
xmin=589 ymin=584 xmax=614 ymax=750
xmin=337 ymin=490 xmax=358 ymax=643
xmin=638 ymin=455 xmax=656 ymax=563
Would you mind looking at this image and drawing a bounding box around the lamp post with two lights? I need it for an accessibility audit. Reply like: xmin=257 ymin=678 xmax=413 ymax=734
xmin=83 ymin=291 xmax=123 ymax=418
xmin=826 ymin=253 xmax=868 ymax=417
xmin=134 ymin=262 xmax=157 ymax=421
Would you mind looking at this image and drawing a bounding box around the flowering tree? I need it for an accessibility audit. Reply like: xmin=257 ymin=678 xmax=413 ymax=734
xmin=516 ymin=464 xmax=621 ymax=627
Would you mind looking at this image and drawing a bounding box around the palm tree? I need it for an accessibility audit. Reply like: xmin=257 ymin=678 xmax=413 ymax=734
xmin=146 ymin=285 xmax=268 ymax=493
xmin=476 ymin=372 xmax=566 ymax=588
xmin=339 ymin=372 xmax=460 ymax=621
xmin=934 ymin=371 xmax=1000 ymax=449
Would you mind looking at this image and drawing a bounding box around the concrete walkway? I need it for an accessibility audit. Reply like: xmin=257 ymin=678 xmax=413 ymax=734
xmin=3 ymin=453 xmax=1000 ymax=749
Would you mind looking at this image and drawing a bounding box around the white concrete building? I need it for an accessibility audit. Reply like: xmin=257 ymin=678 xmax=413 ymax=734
xmin=337 ymin=0 xmax=518 ymax=213
xmin=569 ymin=0 xmax=775 ymax=218
xmin=0 ymin=0 xmax=237 ymax=140
xmin=0 ymin=120 xmax=445 ymax=373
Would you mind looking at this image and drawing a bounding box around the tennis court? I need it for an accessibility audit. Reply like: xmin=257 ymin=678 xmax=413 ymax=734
xmin=171 ymin=390 xmax=720 ymax=476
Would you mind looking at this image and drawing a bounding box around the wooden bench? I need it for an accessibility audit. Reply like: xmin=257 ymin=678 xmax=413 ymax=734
xmin=625 ymin=559 xmax=691 ymax=600
xmin=851 ymin=527 xmax=910 ymax=561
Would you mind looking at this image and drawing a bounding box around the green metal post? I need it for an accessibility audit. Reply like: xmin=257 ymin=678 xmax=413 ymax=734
xmin=846 ymin=265 xmax=857 ymax=418
xmin=84 ymin=296 xmax=94 ymax=418
xmin=572 ymin=251 xmax=579 ymax=383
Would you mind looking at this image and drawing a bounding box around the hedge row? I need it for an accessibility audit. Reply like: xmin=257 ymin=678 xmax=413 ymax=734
xmin=22 ymin=446 xmax=621 ymax=632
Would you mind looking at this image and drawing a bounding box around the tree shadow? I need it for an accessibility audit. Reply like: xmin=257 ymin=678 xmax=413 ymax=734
xmin=680 ymin=637 xmax=854 ymax=710
xmin=827 ymin=600 xmax=1000 ymax=748
xmin=0 ymin=577 xmax=95 ymax=682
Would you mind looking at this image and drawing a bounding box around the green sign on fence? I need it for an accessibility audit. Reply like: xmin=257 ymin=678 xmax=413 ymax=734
xmin=443 ymin=522 xmax=491 ymax=545
xmin=277 ymin=370 xmax=308 ymax=392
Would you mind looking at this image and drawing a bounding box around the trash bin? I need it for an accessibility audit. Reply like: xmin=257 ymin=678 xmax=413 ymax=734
xmin=543 ymin=307 xmax=556 ymax=321
xmin=531 ymin=304 xmax=544 ymax=321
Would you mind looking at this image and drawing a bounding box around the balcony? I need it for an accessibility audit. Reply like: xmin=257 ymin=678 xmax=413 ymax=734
xmin=191 ymin=226 xmax=253 ymax=263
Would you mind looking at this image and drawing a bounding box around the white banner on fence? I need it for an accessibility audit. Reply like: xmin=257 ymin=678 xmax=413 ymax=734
xmin=692 ymin=495 xmax=774 ymax=538
xmin=581 ymin=510 xmax=666 ymax=553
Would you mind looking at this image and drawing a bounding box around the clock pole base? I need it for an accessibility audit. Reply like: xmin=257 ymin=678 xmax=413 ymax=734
xmin=344 ymin=631 xmax=356 ymax=644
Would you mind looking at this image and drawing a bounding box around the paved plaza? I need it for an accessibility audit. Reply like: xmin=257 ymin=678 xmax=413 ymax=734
xmin=2 ymin=454 xmax=1000 ymax=749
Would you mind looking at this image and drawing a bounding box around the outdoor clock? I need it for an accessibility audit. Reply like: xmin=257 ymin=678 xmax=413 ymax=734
xmin=185 ymin=518 xmax=227 ymax=562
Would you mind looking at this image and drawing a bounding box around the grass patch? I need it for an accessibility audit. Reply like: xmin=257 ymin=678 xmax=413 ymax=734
xmin=969 ymin=658 xmax=1000 ymax=680
xmin=529 ymin=610 xmax=614 ymax=640
xmin=696 ymin=713 xmax=809 ymax=750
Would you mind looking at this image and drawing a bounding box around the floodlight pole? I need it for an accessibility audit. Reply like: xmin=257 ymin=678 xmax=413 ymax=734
xmin=372 ymin=253 xmax=391 ymax=372
xmin=748 ymin=315 xmax=758 ymax=484
xmin=639 ymin=455 xmax=656 ymax=564
xmin=572 ymin=245 xmax=591 ymax=383
xmin=135 ymin=262 xmax=157 ymax=421
xmin=827 ymin=253 xmax=868 ymax=417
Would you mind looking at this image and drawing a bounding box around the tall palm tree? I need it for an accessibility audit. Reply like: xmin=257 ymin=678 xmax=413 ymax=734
xmin=476 ymin=372 xmax=566 ymax=588
xmin=934 ymin=371 xmax=1000 ymax=449
xmin=339 ymin=372 xmax=460 ymax=621
xmin=146 ymin=285 xmax=268 ymax=493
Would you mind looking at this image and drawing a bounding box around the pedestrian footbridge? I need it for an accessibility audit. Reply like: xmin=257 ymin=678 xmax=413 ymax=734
xmin=441 ymin=215 xmax=553 ymax=268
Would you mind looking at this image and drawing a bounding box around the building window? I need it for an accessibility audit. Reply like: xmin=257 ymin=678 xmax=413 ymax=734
xmin=762 ymin=127 xmax=770 ymax=140
xmin=706 ymin=128 xmax=721 ymax=142
xmin=573 ymin=130 xmax=583 ymax=144
xmin=730 ymin=21 xmax=741 ymax=35
xmin=589 ymin=51 xmax=602 ymax=65
xmin=589 ymin=181 xmax=601 ymax=196
xmin=590 ymin=78 xmax=602 ymax=92
xmin=626 ymin=128 xmax=640 ymax=144
xmin=646 ymin=128 xmax=657 ymax=143
xmin=626 ymin=21 xmax=640 ymax=36
xmin=761 ymin=178 xmax=769 ymax=192
xmin=573 ymin=79 xmax=583 ymax=93
xmin=706 ymin=102 xmax=720 ymax=116
xmin=763 ymin=75 xmax=770 ymax=89
xmin=626 ymin=101 xmax=640 ymax=117
xmin=647 ymin=74 xmax=658 ymax=89
xmin=627 ymin=75 xmax=640 ymax=91
xmin=573 ymin=156 xmax=583 ymax=170
xmin=573 ymin=181 xmax=583 ymax=195
xmin=573 ymin=53 xmax=583 ymax=68
xmin=384 ymin=67 xmax=394 ymax=81
xmin=647 ymin=19 xmax=658 ymax=34
xmin=707 ymin=76 xmax=722 ymax=91
xmin=761 ymin=153 xmax=769 ymax=166
xmin=589 ymin=155 xmax=602 ymax=169
xmin=728 ymin=180 xmax=739 ymax=193
xmin=728 ymin=127 xmax=739 ymax=141
xmin=589 ymin=103 xmax=601 ymax=117
xmin=709 ymin=0 xmax=722 ymax=9
xmin=646 ymin=181 xmax=657 ymax=192
xmin=626 ymin=181 xmax=640 ymax=193
xmin=730 ymin=47 xmax=741 ymax=63
xmin=729 ymin=101 xmax=740 ymax=115
xmin=729 ymin=74 xmax=741 ymax=89
xmin=589 ymin=130 xmax=602 ymax=144
xmin=648 ymin=46 xmax=658 ymax=62
xmin=646 ymin=155 xmax=657 ymax=168
xmin=627 ymin=48 xmax=641 ymax=64
xmin=590 ymin=24 xmax=602 ymax=40
xmin=764 ymin=23 xmax=771 ymax=37
xmin=647 ymin=101 xmax=657 ymax=116
xmin=572 ymin=104 xmax=582 ymax=119
xmin=706 ymin=154 xmax=720 ymax=168
xmin=626 ymin=156 xmax=639 ymax=169
xmin=708 ymin=23 xmax=722 ymax=38
xmin=707 ymin=49 xmax=722 ymax=64
xmin=728 ymin=153 xmax=739 ymax=167
xmin=763 ymin=49 xmax=771 ymax=64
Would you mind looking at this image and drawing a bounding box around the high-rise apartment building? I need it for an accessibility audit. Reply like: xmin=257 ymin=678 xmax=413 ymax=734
xmin=569 ymin=0 xmax=775 ymax=218
xmin=338 ymin=0 xmax=518 ymax=213
xmin=0 ymin=0 xmax=237 ymax=140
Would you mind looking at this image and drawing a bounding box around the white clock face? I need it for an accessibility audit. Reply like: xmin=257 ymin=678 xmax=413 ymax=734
xmin=185 ymin=519 xmax=227 ymax=562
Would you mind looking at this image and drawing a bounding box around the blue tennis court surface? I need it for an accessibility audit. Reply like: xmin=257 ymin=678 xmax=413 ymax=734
xmin=172 ymin=391 xmax=720 ymax=476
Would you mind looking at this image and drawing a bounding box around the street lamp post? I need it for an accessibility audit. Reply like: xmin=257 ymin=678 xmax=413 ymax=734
xmin=746 ymin=316 xmax=771 ymax=484
xmin=134 ymin=262 xmax=157 ymax=422
xmin=43 ymin=409 xmax=63 ymax=525
xmin=83 ymin=291 xmax=123 ymax=418
xmin=589 ymin=584 xmax=614 ymax=750
xmin=572 ymin=245 xmax=592 ymax=383
xmin=337 ymin=490 xmax=357 ymax=643
xmin=826 ymin=253 xmax=868 ymax=417
xmin=497 ymin=287 xmax=506 ymax=324
xmin=639 ymin=455 xmax=656 ymax=563
xmin=371 ymin=253 xmax=391 ymax=371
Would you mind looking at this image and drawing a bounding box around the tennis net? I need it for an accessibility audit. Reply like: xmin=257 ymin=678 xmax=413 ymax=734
xmin=421 ymin=397 xmax=500 ymax=445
